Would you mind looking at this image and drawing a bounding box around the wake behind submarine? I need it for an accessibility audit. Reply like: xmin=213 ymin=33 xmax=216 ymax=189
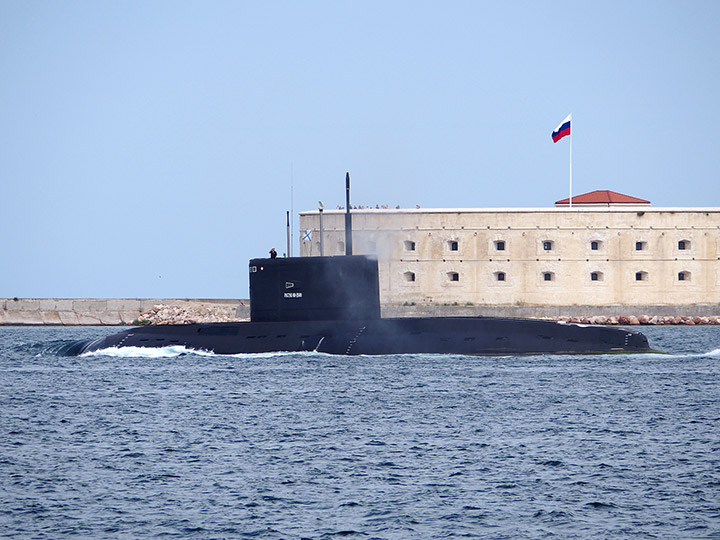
xmin=79 ymin=175 xmax=652 ymax=356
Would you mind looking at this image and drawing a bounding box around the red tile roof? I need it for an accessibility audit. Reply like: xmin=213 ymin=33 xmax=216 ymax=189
xmin=555 ymin=190 xmax=650 ymax=206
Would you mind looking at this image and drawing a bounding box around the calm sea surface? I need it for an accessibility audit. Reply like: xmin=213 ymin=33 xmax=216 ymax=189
xmin=1 ymin=325 xmax=719 ymax=539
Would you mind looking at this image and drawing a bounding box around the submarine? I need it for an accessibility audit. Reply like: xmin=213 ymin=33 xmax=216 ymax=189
xmin=78 ymin=175 xmax=652 ymax=356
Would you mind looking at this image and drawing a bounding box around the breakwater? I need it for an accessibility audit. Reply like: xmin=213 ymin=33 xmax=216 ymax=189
xmin=3 ymin=298 xmax=720 ymax=326
xmin=0 ymin=298 xmax=249 ymax=326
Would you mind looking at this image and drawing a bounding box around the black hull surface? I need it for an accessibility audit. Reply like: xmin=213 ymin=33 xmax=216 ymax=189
xmin=79 ymin=317 xmax=651 ymax=356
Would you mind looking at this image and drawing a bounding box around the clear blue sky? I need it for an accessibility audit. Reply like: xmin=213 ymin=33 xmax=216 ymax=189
xmin=2 ymin=1 xmax=719 ymax=299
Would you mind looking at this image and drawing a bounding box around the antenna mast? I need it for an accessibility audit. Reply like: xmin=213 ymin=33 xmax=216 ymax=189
xmin=290 ymin=164 xmax=294 ymax=256
xmin=286 ymin=211 xmax=290 ymax=257
xmin=344 ymin=172 xmax=352 ymax=256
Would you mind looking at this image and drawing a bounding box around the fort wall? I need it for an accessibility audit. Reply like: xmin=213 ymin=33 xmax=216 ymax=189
xmin=299 ymin=207 xmax=720 ymax=307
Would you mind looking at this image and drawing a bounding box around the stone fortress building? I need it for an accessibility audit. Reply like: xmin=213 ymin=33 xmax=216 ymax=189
xmin=298 ymin=191 xmax=720 ymax=309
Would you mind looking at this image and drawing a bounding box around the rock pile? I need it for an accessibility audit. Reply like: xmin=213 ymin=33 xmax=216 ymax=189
xmin=556 ymin=315 xmax=720 ymax=325
xmin=135 ymin=304 xmax=720 ymax=326
xmin=136 ymin=304 xmax=248 ymax=325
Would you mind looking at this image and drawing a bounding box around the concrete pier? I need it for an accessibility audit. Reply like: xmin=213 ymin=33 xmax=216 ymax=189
xmin=2 ymin=297 xmax=720 ymax=326
xmin=0 ymin=298 xmax=249 ymax=326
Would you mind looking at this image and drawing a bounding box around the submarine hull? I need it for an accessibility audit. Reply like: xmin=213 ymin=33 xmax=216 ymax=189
xmin=79 ymin=317 xmax=650 ymax=356
xmin=77 ymin=256 xmax=652 ymax=356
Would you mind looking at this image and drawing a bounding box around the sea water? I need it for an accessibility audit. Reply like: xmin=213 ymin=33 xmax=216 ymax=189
xmin=1 ymin=326 xmax=719 ymax=539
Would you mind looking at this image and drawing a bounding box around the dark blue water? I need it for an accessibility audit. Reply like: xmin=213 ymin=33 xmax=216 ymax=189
xmin=1 ymin=326 xmax=719 ymax=539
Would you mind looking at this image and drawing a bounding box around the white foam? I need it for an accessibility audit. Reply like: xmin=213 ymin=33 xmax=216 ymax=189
xmin=81 ymin=345 xmax=212 ymax=358
xmin=81 ymin=346 xmax=334 ymax=359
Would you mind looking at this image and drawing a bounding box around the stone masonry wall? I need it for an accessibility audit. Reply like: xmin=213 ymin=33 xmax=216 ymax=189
xmin=0 ymin=298 xmax=250 ymax=326
xmin=3 ymin=297 xmax=719 ymax=326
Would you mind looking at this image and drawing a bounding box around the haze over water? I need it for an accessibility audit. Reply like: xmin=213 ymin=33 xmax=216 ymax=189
xmin=1 ymin=326 xmax=719 ymax=539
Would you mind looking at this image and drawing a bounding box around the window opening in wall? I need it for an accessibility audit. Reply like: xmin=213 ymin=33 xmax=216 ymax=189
xmin=590 ymin=241 xmax=599 ymax=250
xmin=543 ymin=272 xmax=553 ymax=281
xmin=404 ymin=271 xmax=416 ymax=282
xmin=678 ymin=240 xmax=690 ymax=250
xmin=590 ymin=271 xmax=604 ymax=281
xmin=495 ymin=272 xmax=506 ymax=282
xmin=543 ymin=241 xmax=553 ymax=251
xmin=635 ymin=241 xmax=646 ymax=251
xmin=678 ymin=271 xmax=690 ymax=281
xmin=448 ymin=271 xmax=459 ymax=282
xmin=635 ymin=271 xmax=647 ymax=281
xmin=449 ymin=241 xmax=459 ymax=251
xmin=495 ymin=240 xmax=505 ymax=251
xmin=404 ymin=240 xmax=416 ymax=251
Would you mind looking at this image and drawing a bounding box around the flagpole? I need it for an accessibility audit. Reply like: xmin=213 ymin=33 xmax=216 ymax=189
xmin=569 ymin=113 xmax=573 ymax=208
xmin=570 ymin=124 xmax=572 ymax=208
xmin=551 ymin=113 xmax=573 ymax=207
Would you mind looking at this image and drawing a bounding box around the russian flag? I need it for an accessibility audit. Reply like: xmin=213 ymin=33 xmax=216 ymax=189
xmin=552 ymin=114 xmax=571 ymax=143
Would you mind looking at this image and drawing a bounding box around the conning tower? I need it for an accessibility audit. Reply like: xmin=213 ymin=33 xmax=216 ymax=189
xmin=249 ymin=255 xmax=381 ymax=322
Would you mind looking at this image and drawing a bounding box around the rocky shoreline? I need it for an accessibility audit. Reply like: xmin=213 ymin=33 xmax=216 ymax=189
xmin=556 ymin=315 xmax=720 ymax=326
xmin=134 ymin=304 xmax=249 ymax=325
xmin=134 ymin=304 xmax=720 ymax=326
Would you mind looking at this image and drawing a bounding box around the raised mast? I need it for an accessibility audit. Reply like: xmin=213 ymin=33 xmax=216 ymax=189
xmin=344 ymin=172 xmax=353 ymax=255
